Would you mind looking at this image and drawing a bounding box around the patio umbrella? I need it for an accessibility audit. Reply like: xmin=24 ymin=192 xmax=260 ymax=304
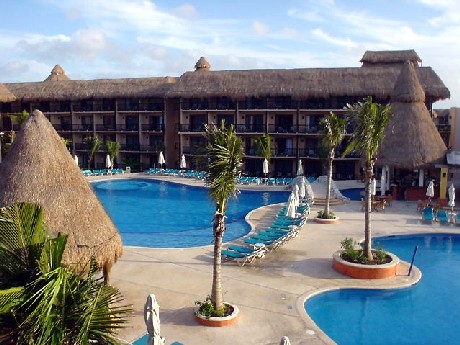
xmin=74 ymin=155 xmax=79 ymax=166
xmin=293 ymin=184 xmax=300 ymax=207
xmin=448 ymin=183 xmax=455 ymax=210
xmin=286 ymin=192 xmax=297 ymax=218
xmin=144 ymin=294 xmax=165 ymax=345
xmin=426 ymin=181 xmax=435 ymax=200
xmin=296 ymin=159 xmax=304 ymax=176
xmin=105 ymin=154 xmax=112 ymax=169
xmin=305 ymin=182 xmax=315 ymax=202
xmin=262 ymin=158 xmax=269 ymax=175
xmin=180 ymin=154 xmax=186 ymax=169
xmin=380 ymin=169 xmax=386 ymax=196
xmin=279 ymin=336 xmax=291 ymax=345
xmin=299 ymin=176 xmax=306 ymax=199
xmin=370 ymin=178 xmax=377 ymax=198
xmin=158 ymin=151 xmax=165 ymax=169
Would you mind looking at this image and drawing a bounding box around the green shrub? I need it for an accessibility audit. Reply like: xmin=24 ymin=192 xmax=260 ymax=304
xmin=317 ymin=210 xmax=335 ymax=219
xmin=195 ymin=295 xmax=226 ymax=319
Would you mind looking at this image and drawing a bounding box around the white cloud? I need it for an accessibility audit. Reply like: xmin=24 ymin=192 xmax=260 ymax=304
xmin=311 ymin=28 xmax=358 ymax=48
xmin=251 ymin=21 xmax=269 ymax=35
xmin=174 ymin=3 xmax=198 ymax=19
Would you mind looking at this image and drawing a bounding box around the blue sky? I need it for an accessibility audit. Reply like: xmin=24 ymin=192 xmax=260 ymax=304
xmin=0 ymin=0 xmax=458 ymax=108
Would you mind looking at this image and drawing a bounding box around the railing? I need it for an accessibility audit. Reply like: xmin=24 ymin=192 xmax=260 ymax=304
xmin=179 ymin=124 xmax=207 ymax=132
xmin=95 ymin=124 xmax=116 ymax=131
xmin=72 ymin=124 xmax=94 ymax=131
xmin=120 ymin=144 xmax=140 ymax=151
xmin=52 ymin=124 xmax=73 ymax=131
xmin=273 ymin=148 xmax=297 ymax=157
xmin=116 ymin=124 xmax=139 ymax=131
xmin=235 ymin=124 xmax=265 ymax=133
xmin=141 ymin=124 xmax=164 ymax=131
xmin=139 ymin=145 xmax=162 ymax=152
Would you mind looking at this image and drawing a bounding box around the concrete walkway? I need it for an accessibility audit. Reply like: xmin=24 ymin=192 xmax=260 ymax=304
xmin=90 ymin=173 xmax=458 ymax=344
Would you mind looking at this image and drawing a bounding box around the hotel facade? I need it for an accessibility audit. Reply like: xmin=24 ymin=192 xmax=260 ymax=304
xmin=0 ymin=50 xmax=450 ymax=179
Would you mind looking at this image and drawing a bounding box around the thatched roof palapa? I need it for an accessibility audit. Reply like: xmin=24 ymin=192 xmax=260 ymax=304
xmin=361 ymin=49 xmax=421 ymax=67
xmin=195 ymin=57 xmax=211 ymax=71
xmin=377 ymin=61 xmax=447 ymax=168
xmin=44 ymin=64 xmax=70 ymax=81
xmin=0 ymin=110 xmax=122 ymax=281
xmin=0 ymin=83 xmax=16 ymax=102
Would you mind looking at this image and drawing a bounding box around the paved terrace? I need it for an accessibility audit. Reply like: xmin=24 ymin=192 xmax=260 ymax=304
xmin=87 ymin=173 xmax=456 ymax=345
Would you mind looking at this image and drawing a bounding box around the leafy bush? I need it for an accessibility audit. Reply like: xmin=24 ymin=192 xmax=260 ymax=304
xmin=339 ymin=237 xmax=389 ymax=264
xmin=317 ymin=210 xmax=336 ymax=219
xmin=195 ymin=295 xmax=226 ymax=319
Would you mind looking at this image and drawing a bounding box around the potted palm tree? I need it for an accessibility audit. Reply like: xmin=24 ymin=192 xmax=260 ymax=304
xmin=106 ymin=139 xmax=121 ymax=170
xmin=84 ymin=136 xmax=101 ymax=170
xmin=194 ymin=122 xmax=243 ymax=327
xmin=332 ymin=97 xmax=399 ymax=279
xmin=315 ymin=112 xmax=346 ymax=224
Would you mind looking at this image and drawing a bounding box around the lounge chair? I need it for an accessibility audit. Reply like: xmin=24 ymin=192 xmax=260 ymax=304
xmin=422 ymin=207 xmax=434 ymax=223
xmin=221 ymin=249 xmax=257 ymax=266
xmin=436 ymin=209 xmax=449 ymax=224
xmin=455 ymin=213 xmax=460 ymax=226
xmin=228 ymin=245 xmax=266 ymax=259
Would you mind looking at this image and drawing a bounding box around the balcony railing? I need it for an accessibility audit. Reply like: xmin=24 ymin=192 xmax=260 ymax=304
xmin=139 ymin=145 xmax=163 ymax=152
xmin=273 ymin=148 xmax=297 ymax=157
xmin=141 ymin=124 xmax=164 ymax=132
xmin=95 ymin=124 xmax=116 ymax=131
xmin=72 ymin=124 xmax=94 ymax=131
xmin=116 ymin=124 xmax=139 ymax=131
xmin=179 ymin=124 xmax=207 ymax=132
xmin=52 ymin=124 xmax=73 ymax=131
xmin=236 ymin=124 xmax=265 ymax=133
xmin=120 ymin=144 xmax=140 ymax=151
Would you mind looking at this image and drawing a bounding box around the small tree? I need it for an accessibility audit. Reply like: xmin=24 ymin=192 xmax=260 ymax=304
xmin=8 ymin=110 xmax=29 ymax=130
xmin=255 ymin=134 xmax=271 ymax=178
xmin=344 ymin=97 xmax=392 ymax=260
xmin=106 ymin=140 xmax=121 ymax=169
xmin=204 ymin=122 xmax=243 ymax=313
xmin=319 ymin=112 xmax=346 ymax=219
xmin=84 ymin=136 xmax=101 ymax=169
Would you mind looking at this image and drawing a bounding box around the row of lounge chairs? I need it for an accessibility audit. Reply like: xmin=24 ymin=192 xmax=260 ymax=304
xmin=422 ymin=207 xmax=460 ymax=225
xmin=82 ymin=168 xmax=124 ymax=176
xmin=221 ymin=202 xmax=310 ymax=266
xmin=144 ymin=168 xmax=206 ymax=179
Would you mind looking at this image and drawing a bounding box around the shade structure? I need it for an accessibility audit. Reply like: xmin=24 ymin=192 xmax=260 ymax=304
xmin=285 ymin=192 xmax=297 ymax=218
xmin=426 ymin=181 xmax=435 ymax=198
xmin=180 ymin=154 xmax=186 ymax=169
xmin=262 ymin=158 xmax=269 ymax=175
xmin=0 ymin=83 xmax=15 ymax=102
xmin=144 ymin=294 xmax=165 ymax=345
xmin=105 ymin=154 xmax=112 ymax=169
xmin=296 ymin=159 xmax=304 ymax=176
xmin=0 ymin=110 xmax=122 ymax=281
xmin=378 ymin=61 xmax=447 ymax=169
xmin=74 ymin=155 xmax=79 ymax=166
xmin=448 ymin=183 xmax=455 ymax=209
xmin=158 ymin=151 xmax=165 ymax=167
xmin=279 ymin=336 xmax=291 ymax=345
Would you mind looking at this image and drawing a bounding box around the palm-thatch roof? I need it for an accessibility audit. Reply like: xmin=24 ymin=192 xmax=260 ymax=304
xmin=6 ymin=76 xmax=177 ymax=101
xmin=0 ymin=109 xmax=122 ymax=281
xmin=361 ymin=49 xmax=421 ymax=66
xmin=166 ymin=65 xmax=449 ymax=101
xmin=44 ymin=64 xmax=70 ymax=81
xmin=195 ymin=56 xmax=211 ymax=71
xmin=0 ymin=83 xmax=15 ymax=102
xmin=378 ymin=61 xmax=447 ymax=168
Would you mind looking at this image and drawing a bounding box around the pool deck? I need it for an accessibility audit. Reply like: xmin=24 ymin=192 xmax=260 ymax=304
xmin=89 ymin=173 xmax=459 ymax=345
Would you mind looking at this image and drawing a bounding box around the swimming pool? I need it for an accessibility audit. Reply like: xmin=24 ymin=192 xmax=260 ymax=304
xmin=93 ymin=179 xmax=290 ymax=248
xmin=305 ymin=233 xmax=460 ymax=345
xmin=340 ymin=188 xmax=364 ymax=201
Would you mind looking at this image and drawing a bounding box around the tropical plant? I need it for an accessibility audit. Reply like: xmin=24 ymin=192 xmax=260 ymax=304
xmin=0 ymin=202 xmax=132 ymax=345
xmin=61 ymin=136 xmax=72 ymax=151
xmin=84 ymin=136 xmax=101 ymax=169
xmin=344 ymin=97 xmax=392 ymax=261
xmin=255 ymin=134 xmax=271 ymax=179
xmin=319 ymin=112 xmax=346 ymax=219
xmin=203 ymin=122 xmax=243 ymax=315
xmin=106 ymin=140 xmax=121 ymax=169
xmin=8 ymin=110 xmax=29 ymax=129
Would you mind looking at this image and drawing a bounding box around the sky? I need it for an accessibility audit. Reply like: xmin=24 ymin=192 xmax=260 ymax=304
xmin=0 ymin=0 xmax=459 ymax=108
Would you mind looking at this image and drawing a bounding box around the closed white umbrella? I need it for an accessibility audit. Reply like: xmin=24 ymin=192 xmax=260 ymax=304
xmin=286 ymin=192 xmax=297 ymax=218
xmin=296 ymin=159 xmax=304 ymax=176
xmin=305 ymin=182 xmax=315 ymax=202
xmin=262 ymin=158 xmax=269 ymax=175
xmin=180 ymin=154 xmax=186 ymax=169
xmin=144 ymin=294 xmax=165 ymax=345
xmin=158 ymin=151 xmax=165 ymax=169
xmin=293 ymin=184 xmax=300 ymax=207
xmin=380 ymin=170 xmax=386 ymax=196
xmin=370 ymin=178 xmax=377 ymax=197
xmin=74 ymin=155 xmax=79 ymax=166
xmin=448 ymin=183 xmax=455 ymax=210
xmin=299 ymin=176 xmax=306 ymax=199
xmin=426 ymin=180 xmax=435 ymax=200
xmin=105 ymin=154 xmax=112 ymax=169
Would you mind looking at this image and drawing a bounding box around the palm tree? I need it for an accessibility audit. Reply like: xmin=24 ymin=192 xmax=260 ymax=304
xmin=84 ymin=136 xmax=101 ymax=169
xmin=344 ymin=97 xmax=392 ymax=260
xmin=8 ymin=110 xmax=29 ymax=130
xmin=319 ymin=112 xmax=346 ymax=219
xmin=204 ymin=122 xmax=243 ymax=313
xmin=255 ymin=134 xmax=271 ymax=179
xmin=106 ymin=140 xmax=121 ymax=169
xmin=0 ymin=202 xmax=132 ymax=345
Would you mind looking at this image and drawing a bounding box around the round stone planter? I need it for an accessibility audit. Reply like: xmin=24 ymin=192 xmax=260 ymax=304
xmin=314 ymin=217 xmax=340 ymax=224
xmin=332 ymin=250 xmax=400 ymax=279
xmin=194 ymin=303 xmax=239 ymax=327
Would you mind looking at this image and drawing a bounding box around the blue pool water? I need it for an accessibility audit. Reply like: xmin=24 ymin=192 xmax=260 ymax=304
xmin=305 ymin=233 xmax=460 ymax=345
xmin=93 ymin=179 xmax=289 ymax=248
xmin=340 ymin=188 xmax=364 ymax=201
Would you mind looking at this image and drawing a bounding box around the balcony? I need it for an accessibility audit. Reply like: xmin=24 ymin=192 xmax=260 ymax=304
xmin=72 ymin=124 xmax=94 ymax=131
xmin=236 ymin=124 xmax=265 ymax=133
xmin=244 ymin=147 xmax=259 ymax=156
xmin=273 ymin=148 xmax=297 ymax=157
xmin=116 ymin=124 xmax=139 ymax=131
xmin=95 ymin=124 xmax=116 ymax=131
xmin=52 ymin=124 xmax=73 ymax=132
xmin=179 ymin=124 xmax=207 ymax=132
xmin=182 ymin=146 xmax=206 ymax=155
xmin=120 ymin=144 xmax=140 ymax=151
xmin=140 ymin=145 xmax=162 ymax=152
xmin=141 ymin=124 xmax=164 ymax=132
